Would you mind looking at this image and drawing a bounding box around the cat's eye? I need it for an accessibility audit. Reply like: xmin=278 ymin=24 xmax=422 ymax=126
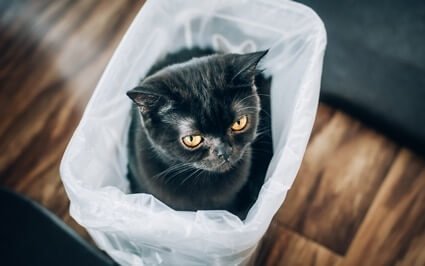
xmin=182 ymin=135 xmax=203 ymax=148
xmin=231 ymin=115 xmax=248 ymax=132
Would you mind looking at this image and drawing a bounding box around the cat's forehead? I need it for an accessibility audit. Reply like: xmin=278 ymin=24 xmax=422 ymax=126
xmin=172 ymin=60 xmax=227 ymax=93
xmin=177 ymin=117 xmax=197 ymax=133
xmin=171 ymin=93 xmax=255 ymax=135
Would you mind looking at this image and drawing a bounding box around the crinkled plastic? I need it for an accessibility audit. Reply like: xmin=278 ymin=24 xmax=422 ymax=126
xmin=60 ymin=0 xmax=326 ymax=265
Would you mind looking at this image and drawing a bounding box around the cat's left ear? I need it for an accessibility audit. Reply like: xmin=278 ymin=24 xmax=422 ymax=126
xmin=127 ymin=85 xmax=167 ymax=114
xmin=231 ymin=49 xmax=269 ymax=83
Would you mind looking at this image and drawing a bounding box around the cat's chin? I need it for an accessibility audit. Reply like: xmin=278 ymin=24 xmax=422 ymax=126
xmin=198 ymin=158 xmax=242 ymax=173
xmin=210 ymin=161 xmax=235 ymax=173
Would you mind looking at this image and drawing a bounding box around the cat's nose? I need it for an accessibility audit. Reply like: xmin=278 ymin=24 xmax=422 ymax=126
xmin=215 ymin=144 xmax=232 ymax=161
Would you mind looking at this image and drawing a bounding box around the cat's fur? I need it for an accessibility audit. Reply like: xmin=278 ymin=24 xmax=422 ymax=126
xmin=127 ymin=48 xmax=273 ymax=219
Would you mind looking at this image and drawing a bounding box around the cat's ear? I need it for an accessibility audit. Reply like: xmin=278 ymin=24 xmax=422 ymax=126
xmin=127 ymin=85 xmax=166 ymax=114
xmin=231 ymin=49 xmax=269 ymax=83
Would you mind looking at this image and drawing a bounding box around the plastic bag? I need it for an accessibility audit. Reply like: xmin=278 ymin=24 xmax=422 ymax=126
xmin=60 ymin=0 xmax=326 ymax=265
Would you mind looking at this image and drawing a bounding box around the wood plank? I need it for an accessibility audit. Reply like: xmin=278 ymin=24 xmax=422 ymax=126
xmin=255 ymin=223 xmax=342 ymax=266
xmin=0 ymin=0 xmax=143 ymax=183
xmin=275 ymin=111 xmax=359 ymax=228
xmin=276 ymin=110 xmax=399 ymax=254
xmin=310 ymin=104 xmax=335 ymax=138
xmin=0 ymin=0 xmax=142 ymax=178
xmin=62 ymin=209 xmax=94 ymax=245
xmin=342 ymin=149 xmax=425 ymax=266
xmin=0 ymin=0 xmax=143 ymax=249
xmin=396 ymin=228 xmax=425 ymax=266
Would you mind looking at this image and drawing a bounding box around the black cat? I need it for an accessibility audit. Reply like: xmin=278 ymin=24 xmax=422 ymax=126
xmin=127 ymin=48 xmax=273 ymax=219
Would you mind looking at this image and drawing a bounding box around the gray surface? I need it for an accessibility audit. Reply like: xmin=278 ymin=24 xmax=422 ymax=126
xmin=298 ymin=0 xmax=425 ymax=153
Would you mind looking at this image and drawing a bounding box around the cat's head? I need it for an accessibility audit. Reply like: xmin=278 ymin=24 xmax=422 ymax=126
xmin=127 ymin=50 xmax=268 ymax=173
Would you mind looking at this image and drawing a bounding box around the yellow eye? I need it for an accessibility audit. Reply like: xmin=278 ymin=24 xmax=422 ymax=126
xmin=182 ymin=135 xmax=203 ymax=148
xmin=231 ymin=115 xmax=248 ymax=131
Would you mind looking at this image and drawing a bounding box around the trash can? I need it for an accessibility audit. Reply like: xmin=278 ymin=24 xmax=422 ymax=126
xmin=60 ymin=0 xmax=326 ymax=264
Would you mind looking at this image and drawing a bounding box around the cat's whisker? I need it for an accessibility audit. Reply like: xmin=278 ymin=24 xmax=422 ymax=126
xmin=152 ymin=162 xmax=192 ymax=180
xmin=235 ymin=106 xmax=262 ymax=115
xmin=260 ymin=109 xmax=272 ymax=119
xmin=255 ymin=128 xmax=272 ymax=137
xmin=153 ymin=164 xmax=184 ymax=179
xmin=193 ymin=170 xmax=206 ymax=187
xmin=167 ymin=164 xmax=193 ymax=177
xmin=255 ymin=129 xmax=272 ymax=136
xmin=163 ymin=167 xmax=194 ymax=185
xmin=179 ymin=168 xmax=203 ymax=186
xmin=237 ymin=107 xmax=260 ymax=111
xmin=179 ymin=169 xmax=196 ymax=185
xmin=231 ymin=94 xmax=257 ymax=108
xmin=233 ymin=94 xmax=259 ymax=106
xmin=240 ymin=93 xmax=259 ymax=102
xmin=255 ymin=134 xmax=269 ymax=141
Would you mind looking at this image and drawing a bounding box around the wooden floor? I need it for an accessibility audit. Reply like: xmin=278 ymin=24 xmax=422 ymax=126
xmin=1 ymin=1 xmax=424 ymax=265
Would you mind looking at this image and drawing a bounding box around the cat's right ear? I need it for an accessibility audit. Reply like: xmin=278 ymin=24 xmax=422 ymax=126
xmin=127 ymin=86 xmax=165 ymax=114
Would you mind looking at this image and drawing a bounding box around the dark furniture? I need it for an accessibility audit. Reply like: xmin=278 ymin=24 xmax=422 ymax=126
xmin=0 ymin=188 xmax=116 ymax=266
xmin=298 ymin=0 xmax=425 ymax=154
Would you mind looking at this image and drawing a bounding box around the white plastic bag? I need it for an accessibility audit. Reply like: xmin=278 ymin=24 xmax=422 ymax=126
xmin=60 ymin=0 xmax=326 ymax=265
